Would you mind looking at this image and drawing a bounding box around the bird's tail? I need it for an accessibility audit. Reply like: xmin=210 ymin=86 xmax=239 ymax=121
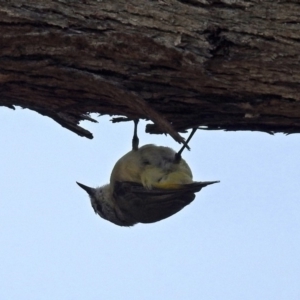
xmin=118 ymin=180 xmax=219 ymax=194
xmin=152 ymin=181 xmax=220 ymax=193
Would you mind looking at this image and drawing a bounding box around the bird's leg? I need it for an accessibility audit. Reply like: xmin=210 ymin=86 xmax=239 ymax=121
xmin=132 ymin=119 xmax=139 ymax=151
xmin=174 ymin=128 xmax=197 ymax=163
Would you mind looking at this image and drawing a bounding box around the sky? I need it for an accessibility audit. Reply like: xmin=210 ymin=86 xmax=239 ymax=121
xmin=1 ymin=107 xmax=300 ymax=300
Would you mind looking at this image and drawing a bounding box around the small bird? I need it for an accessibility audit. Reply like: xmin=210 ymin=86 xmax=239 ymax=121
xmin=77 ymin=120 xmax=219 ymax=226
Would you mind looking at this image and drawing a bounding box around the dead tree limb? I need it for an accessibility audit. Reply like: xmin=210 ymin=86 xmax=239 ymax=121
xmin=1 ymin=1 xmax=300 ymax=140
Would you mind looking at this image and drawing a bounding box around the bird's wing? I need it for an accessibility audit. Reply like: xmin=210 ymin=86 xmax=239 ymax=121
xmin=113 ymin=181 xmax=219 ymax=224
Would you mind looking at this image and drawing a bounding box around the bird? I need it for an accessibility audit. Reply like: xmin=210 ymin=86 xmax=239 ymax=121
xmin=77 ymin=120 xmax=219 ymax=226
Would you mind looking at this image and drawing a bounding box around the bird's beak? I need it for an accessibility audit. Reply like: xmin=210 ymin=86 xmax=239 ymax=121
xmin=76 ymin=182 xmax=96 ymax=196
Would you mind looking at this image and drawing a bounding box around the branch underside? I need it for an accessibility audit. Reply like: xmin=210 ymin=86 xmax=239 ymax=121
xmin=1 ymin=1 xmax=300 ymax=139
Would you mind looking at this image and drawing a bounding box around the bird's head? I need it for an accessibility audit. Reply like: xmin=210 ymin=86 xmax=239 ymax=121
xmin=76 ymin=182 xmax=132 ymax=226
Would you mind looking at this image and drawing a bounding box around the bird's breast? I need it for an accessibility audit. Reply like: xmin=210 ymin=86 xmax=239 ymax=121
xmin=110 ymin=144 xmax=193 ymax=189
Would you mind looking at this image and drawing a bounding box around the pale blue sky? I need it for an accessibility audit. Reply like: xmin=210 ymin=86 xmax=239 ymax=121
xmin=1 ymin=107 xmax=300 ymax=300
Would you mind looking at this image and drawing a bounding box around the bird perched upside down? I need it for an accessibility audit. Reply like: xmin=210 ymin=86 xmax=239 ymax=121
xmin=77 ymin=121 xmax=219 ymax=226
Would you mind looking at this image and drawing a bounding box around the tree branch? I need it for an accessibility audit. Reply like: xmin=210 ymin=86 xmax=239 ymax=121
xmin=1 ymin=1 xmax=300 ymax=140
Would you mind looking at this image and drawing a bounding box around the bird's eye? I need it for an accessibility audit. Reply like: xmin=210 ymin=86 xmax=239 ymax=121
xmin=143 ymin=160 xmax=150 ymax=165
xmin=92 ymin=199 xmax=104 ymax=216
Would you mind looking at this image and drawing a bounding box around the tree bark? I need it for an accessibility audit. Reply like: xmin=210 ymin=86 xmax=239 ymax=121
xmin=1 ymin=1 xmax=300 ymax=140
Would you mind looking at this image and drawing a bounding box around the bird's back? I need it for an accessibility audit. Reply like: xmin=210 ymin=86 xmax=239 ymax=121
xmin=113 ymin=180 xmax=219 ymax=224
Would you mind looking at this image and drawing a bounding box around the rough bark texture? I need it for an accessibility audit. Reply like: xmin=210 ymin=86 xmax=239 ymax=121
xmin=1 ymin=1 xmax=300 ymax=140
